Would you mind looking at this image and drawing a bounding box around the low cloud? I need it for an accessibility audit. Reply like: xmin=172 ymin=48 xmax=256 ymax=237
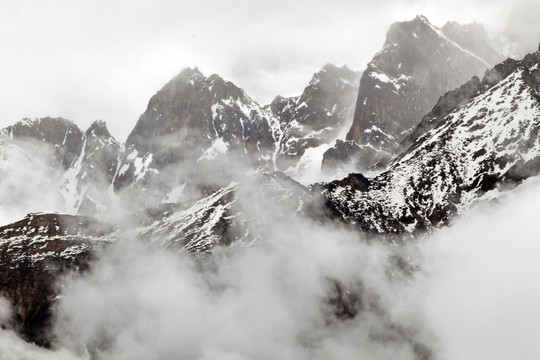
xmin=0 ymin=138 xmax=66 ymax=225
xmin=35 ymin=178 xmax=540 ymax=359
xmin=52 ymin=172 xmax=423 ymax=360
xmin=419 ymin=178 xmax=540 ymax=360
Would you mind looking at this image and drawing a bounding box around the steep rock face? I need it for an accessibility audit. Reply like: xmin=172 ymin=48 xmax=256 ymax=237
xmin=270 ymin=64 xmax=361 ymax=175
xmin=0 ymin=213 xmax=115 ymax=346
xmin=322 ymin=51 xmax=540 ymax=234
xmin=441 ymin=21 xmax=503 ymax=66
xmin=0 ymin=118 xmax=121 ymax=219
xmin=324 ymin=15 xmax=503 ymax=173
xmin=59 ymin=120 xmax=121 ymax=216
xmin=113 ymin=68 xmax=279 ymax=208
xmin=113 ymin=65 xmax=361 ymax=207
xmin=2 ymin=117 xmax=83 ymax=171
xmin=0 ymin=118 xmax=85 ymax=222
xmin=347 ymin=15 xmax=502 ymax=144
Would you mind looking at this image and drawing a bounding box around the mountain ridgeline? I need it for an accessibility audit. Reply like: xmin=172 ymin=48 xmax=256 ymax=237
xmin=0 ymin=15 xmax=539 ymax=356
xmin=323 ymin=15 xmax=503 ymax=174
xmin=1 ymin=15 xmax=505 ymax=217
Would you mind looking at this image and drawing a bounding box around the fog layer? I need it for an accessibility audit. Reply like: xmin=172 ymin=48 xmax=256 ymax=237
xmin=0 ymin=179 xmax=534 ymax=359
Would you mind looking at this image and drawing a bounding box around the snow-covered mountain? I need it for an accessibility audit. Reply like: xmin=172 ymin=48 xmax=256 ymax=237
xmin=323 ymin=15 xmax=504 ymax=175
xmin=322 ymin=50 xmax=540 ymax=234
xmin=112 ymin=67 xmax=279 ymax=209
xmin=0 ymin=117 xmax=120 ymax=221
xmin=269 ymin=64 xmax=361 ymax=179
xmin=59 ymin=120 xmax=120 ymax=216
xmin=1 ymin=16 xmax=539 ymax=355
xmin=1 ymin=116 xmax=83 ymax=171
xmin=112 ymin=64 xmax=360 ymax=210
xmin=0 ymin=61 xmax=359 ymax=220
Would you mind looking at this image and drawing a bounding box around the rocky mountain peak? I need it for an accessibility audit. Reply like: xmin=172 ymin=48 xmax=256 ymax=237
xmin=114 ymin=67 xmax=279 ymax=205
xmin=125 ymin=67 xmax=262 ymax=152
xmin=206 ymin=73 xmax=252 ymax=104
xmin=269 ymin=64 xmax=361 ymax=176
xmin=59 ymin=118 xmax=121 ymax=216
xmin=307 ymin=64 xmax=358 ymax=89
xmin=86 ymin=119 xmax=113 ymax=138
xmin=4 ymin=117 xmax=83 ymax=170
xmin=7 ymin=116 xmax=81 ymax=144
xmin=321 ymin=63 xmax=340 ymax=71
xmin=327 ymin=15 xmax=504 ymax=174
xmin=176 ymin=66 xmax=204 ymax=81
xmin=441 ymin=21 xmax=502 ymax=65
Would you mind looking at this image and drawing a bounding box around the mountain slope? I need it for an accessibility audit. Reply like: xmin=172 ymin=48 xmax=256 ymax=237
xmin=0 ymin=170 xmax=310 ymax=345
xmin=1 ymin=117 xmax=83 ymax=171
xmin=322 ymin=50 xmax=540 ymax=234
xmin=0 ymin=118 xmax=84 ymax=222
xmin=0 ymin=213 xmax=115 ymax=346
xmin=0 ymin=118 xmax=121 ymax=220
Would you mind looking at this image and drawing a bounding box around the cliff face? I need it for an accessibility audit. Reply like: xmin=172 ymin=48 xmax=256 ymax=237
xmin=113 ymin=64 xmax=361 ymax=209
xmin=269 ymin=64 xmax=361 ymax=174
xmin=0 ymin=117 xmax=121 ymax=219
xmin=112 ymin=68 xmax=281 ymax=209
xmin=323 ymin=16 xmax=504 ymax=174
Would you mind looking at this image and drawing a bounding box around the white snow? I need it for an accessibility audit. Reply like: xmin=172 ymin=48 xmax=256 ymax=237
xmin=162 ymin=183 xmax=186 ymax=203
xmin=326 ymin=60 xmax=540 ymax=233
xmin=370 ymin=70 xmax=412 ymax=91
xmin=58 ymin=136 xmax=87 ymax=213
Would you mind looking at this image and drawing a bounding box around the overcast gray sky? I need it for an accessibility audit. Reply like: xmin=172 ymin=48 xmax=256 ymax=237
xmin=1 ymin=0 xmax=538 ymax=140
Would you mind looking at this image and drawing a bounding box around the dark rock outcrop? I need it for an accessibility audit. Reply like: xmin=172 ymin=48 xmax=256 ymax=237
xmin=113 ymin=64 xmax=361 ymax=209
xmin=0 ymin=213 xmax=115 ymax=346
xmin=113 ymin=68 xmax=279 ymax=208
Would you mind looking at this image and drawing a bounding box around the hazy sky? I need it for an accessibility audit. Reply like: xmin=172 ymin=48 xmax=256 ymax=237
xmin=1 ymin=0 xmax=538 ymax=140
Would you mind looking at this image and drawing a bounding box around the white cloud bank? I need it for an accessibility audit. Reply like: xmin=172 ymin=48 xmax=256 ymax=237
xmin=0 ymin=179 xmax=529 ymax=359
